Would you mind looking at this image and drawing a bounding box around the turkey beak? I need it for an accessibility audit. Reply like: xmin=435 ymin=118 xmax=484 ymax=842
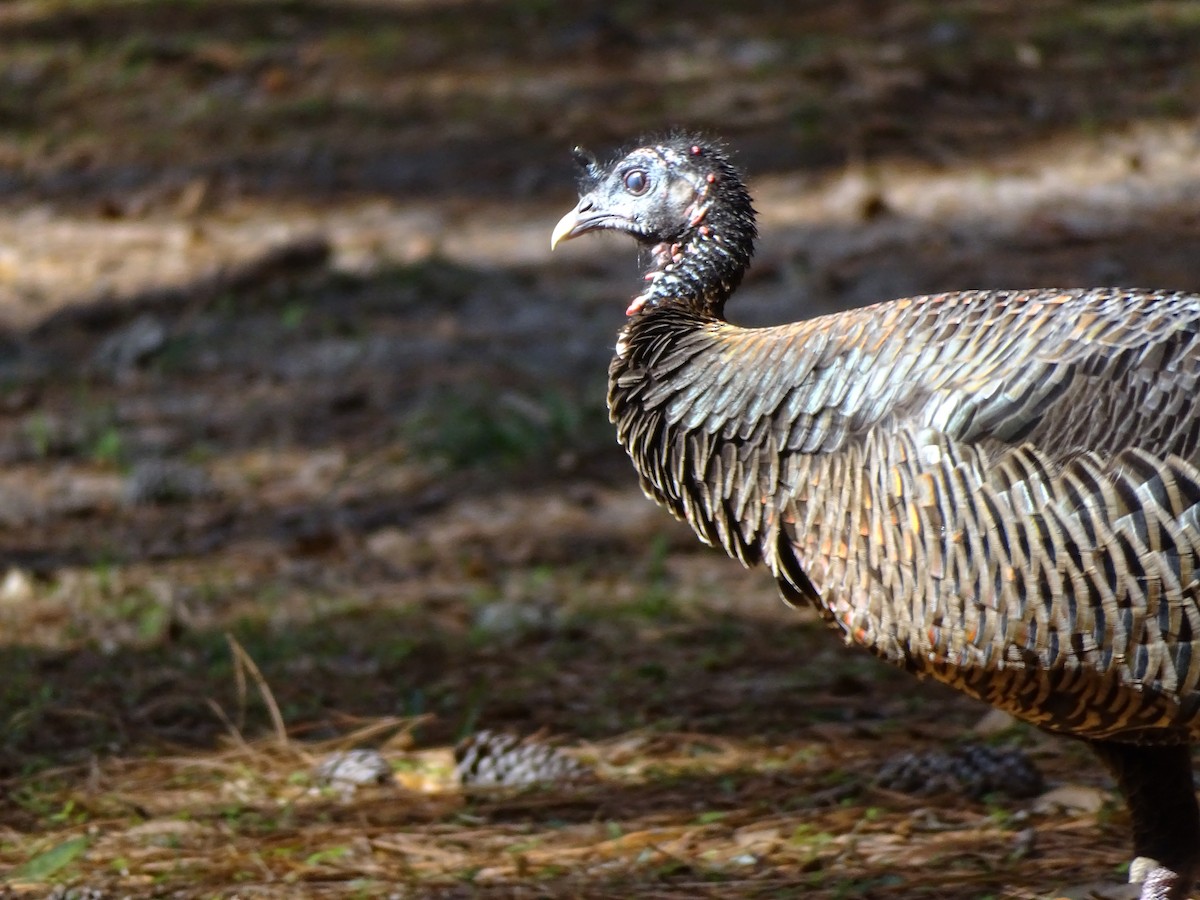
xmin=550 ymin=198 xmax=599 ymax=250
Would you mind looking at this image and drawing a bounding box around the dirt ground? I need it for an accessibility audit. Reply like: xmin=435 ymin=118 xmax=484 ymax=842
xmin=3 ymin=1 xmax=1200 ymax=897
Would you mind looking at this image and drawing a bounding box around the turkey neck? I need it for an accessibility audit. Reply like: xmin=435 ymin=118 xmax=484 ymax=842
xmin=627 ymin=191 xmax=755 ymax=321
xmin=610 ymin=199 xmax=756 ymax=434
xmin=608 ymin=210 xmax=765 ymax=561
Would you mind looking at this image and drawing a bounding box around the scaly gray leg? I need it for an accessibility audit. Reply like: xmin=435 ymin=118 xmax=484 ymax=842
xmin=1090 ymin=741 xmax=1198 ymax=900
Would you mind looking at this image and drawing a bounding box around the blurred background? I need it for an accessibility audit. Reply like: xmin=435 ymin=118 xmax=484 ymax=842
xmin=2 ymin=1 xmax=1200 ymax=896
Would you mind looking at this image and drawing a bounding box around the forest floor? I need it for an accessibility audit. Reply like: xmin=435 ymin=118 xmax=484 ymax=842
xmin=3 ymin=1 xmax=1200 ymax=897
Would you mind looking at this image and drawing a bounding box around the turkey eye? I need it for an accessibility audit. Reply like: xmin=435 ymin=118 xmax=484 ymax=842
xmin=624 ymin=170 xmax=648 ymax=194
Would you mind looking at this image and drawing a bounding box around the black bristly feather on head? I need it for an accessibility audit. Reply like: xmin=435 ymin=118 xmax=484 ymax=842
xmin=571 ymin=146 xmax=601 ymax=190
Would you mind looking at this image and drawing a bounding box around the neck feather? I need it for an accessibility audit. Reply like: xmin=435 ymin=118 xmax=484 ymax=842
xmin=627 ymin=212 xmax=754 ymax=322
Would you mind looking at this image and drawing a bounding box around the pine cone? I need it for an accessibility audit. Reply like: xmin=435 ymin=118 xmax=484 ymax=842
xmin=875 ymin=743 xmax=1043 ymax=800
xmin=455 ymin=730 xmax=591 ymax=789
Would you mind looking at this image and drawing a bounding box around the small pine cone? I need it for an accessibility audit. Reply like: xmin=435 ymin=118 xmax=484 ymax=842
xmin=313 ymin=749 xmax=393 ymax=788
xmin=875 ymin=743 xmax=1043 ymax=800
xmin=455 ymin=730 xmax=592 ymax=789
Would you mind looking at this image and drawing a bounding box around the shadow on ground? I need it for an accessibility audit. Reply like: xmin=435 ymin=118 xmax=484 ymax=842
xmin=3 ymin=0 xmax=1200 ymax=210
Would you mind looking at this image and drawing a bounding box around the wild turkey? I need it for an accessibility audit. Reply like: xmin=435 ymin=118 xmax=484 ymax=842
xmin=551 ymin=134 xmax=1200 ymax=900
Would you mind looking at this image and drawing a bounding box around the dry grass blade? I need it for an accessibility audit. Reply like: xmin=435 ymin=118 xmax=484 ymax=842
xmin=204 ymin=695 xmax=250 ymax=751
xmin=225 ymin=631 xmax=290 ymax=750
xmin=299 ymin=714 xmax=434 ymax=754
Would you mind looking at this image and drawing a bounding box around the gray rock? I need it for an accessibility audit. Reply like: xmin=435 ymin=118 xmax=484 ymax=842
xmin=123 ymin=458 xmax=215 ymax=506
xmin=91 ymin=314 xmax=167 ymax=377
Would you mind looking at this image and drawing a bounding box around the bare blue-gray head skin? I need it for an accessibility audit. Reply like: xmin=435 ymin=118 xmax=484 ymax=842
xmin=551 ymin=136 xmax=757 ymax=321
